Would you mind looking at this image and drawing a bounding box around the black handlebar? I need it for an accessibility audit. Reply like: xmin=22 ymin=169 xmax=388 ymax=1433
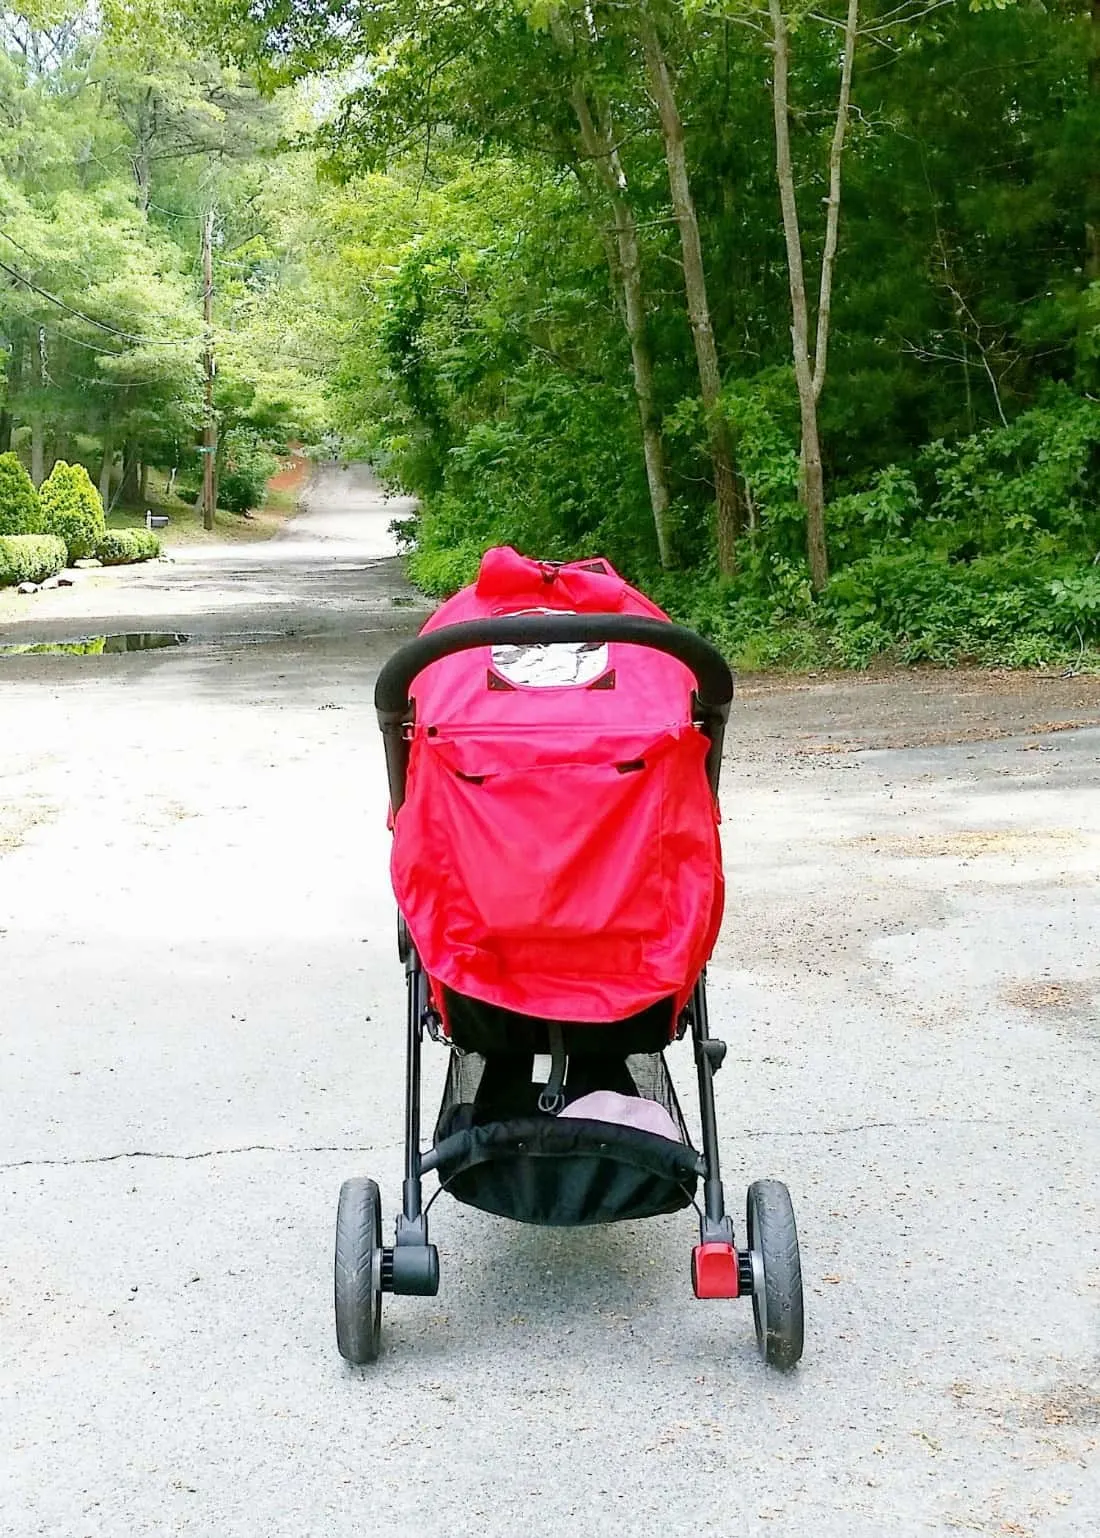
xmin=374 ymin=613 xmax=734 ymax=718
xmin=376 ymin=613 xmax=733 ymax=814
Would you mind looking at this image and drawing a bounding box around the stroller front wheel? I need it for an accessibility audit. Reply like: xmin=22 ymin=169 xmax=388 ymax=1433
xmin=746 ymin=1179 xmax=804 ymax=1370
xmin=335 ymin=1177 xmax=383 ymax=1364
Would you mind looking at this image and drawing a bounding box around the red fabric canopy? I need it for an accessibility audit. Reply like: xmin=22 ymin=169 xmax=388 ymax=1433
xmin=389 ymin=549 xmax=724 ymax=1026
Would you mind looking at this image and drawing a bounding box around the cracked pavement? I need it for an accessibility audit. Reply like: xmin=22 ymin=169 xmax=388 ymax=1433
xmin=1 ymin=466 xmax=1099 ymax=1537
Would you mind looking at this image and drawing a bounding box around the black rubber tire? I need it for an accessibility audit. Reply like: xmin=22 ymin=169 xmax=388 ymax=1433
xmin=334 ymin=1177 xmax=383 ymax=1364
xmin=746 ymin=1179 xmax=804 ymax=1370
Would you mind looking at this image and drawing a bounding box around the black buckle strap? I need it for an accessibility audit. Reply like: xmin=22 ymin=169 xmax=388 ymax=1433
xmin=538 ymin=1022 xmax=567 ymax=1115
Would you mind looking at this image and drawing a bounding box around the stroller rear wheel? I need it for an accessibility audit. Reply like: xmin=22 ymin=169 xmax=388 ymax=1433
xmin=746 ymin=1179 xmax=804 ymax=1370
xmin=334 ymin=1177 xmax=383 ymax=1364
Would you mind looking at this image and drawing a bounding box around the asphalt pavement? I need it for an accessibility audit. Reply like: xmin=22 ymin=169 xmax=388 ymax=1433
xmin=1 ymin=466 xmax=1097 ymax=1538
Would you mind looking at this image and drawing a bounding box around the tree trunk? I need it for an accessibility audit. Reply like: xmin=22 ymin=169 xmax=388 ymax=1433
xmin=1088 ymin=0 xmax=1100 ymax=281
xmin=552 ymin=13 xmax=675 ymax=568
xmin=31 ymin=420 xmax=44 ymax=486
xmin=132 ymin=90 xmax=155 ymax=215
xmin=768 ymin=0 xmax=856 ymax=593
xmin=568 ymin=98 xmax=674 ymax=566
xmin=640 ymin=10 xmax=744 ymax=575
xmin=120 ymin=441 xmax=140 ymax=504
xmin=0 ymin=410 xmax=11 ymax=455
xmin=31 ymin=324 xmax=46 ymax=486
xmin=99 ymin=435 xmax=114 ymax=506
xmin=3 ymin=328 xmax=24 ymax=449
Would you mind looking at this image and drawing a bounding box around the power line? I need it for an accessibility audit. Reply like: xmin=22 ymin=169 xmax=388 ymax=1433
xmin=51 ymin=364 xmax=181 ymax=389
xmin=2 ymin=291 xmax=127 ymax=355
xmin=0 ymin=250 xmax=201 ymax=348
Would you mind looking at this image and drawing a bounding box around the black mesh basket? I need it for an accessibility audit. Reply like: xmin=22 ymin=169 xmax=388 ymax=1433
xmin=431 ymin=1050 xmax=703 ymax=1227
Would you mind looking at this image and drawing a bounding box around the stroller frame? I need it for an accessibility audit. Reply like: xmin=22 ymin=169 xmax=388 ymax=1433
xmin=335 ymin=612 xmax=804 ymax=1367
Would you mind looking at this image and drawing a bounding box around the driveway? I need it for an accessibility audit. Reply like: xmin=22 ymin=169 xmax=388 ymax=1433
xmin=1 ymin=467 xmax=1098 ymax=1537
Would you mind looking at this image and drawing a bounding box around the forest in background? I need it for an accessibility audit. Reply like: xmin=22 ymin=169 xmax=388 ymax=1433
xmin=0 ymin=1 xmax=325 ymax=531
xmin=4 ymin=1 xmax=1100 ymax=668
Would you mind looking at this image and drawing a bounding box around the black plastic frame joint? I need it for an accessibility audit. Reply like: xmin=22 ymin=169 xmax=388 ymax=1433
xmin=699 ymin=1038 xmax=727 ymax=1072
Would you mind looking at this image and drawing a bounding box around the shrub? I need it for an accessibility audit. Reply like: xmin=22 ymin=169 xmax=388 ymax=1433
xmin=0 ymin=533 xmax=68 ymax=588
xmin=96 ymin=529 xmax=162 ymax=565
xmin=0 ymin=452 xmax=42 ymax=536
xmin=219 ymin=439 xmax=277 ymax=515
xmin=407 ymin=537 xmax=482 ymax=597
xmin=39 ymin=460 xmax=106 ymax=561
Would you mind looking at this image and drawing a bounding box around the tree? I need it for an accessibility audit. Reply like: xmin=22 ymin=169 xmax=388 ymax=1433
xmin=550 ymin=6 xmax=674 ymax=567
xmin=0 ymin=449 xmax=41 ymax=533
xmin=767 ymin=0 xmax=859 ymax=591
xmin=639 ymin=5 xmax=745 ymax=575
xmin=0 ymin=6 xmax=325 ymax=524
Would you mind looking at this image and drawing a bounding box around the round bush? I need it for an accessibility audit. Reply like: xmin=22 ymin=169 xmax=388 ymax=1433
xmin=0 ymin=533 xmax=68 ymax=588
xmin=39 ymin=458 xmax=106 ymax=562
xmin=0 ymin=452 xmax=42 ymax=536
xmin=39 ymin=460 xmax=106 ymax=562
xmin=96 ymin=529 xmax=162 ymax=565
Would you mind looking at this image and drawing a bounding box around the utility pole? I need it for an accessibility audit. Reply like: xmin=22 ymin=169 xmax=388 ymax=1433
xmin=201 ymin=207 xmax=216 ymax=531
xmin=31 ymin=324 xmax=46 ymax=487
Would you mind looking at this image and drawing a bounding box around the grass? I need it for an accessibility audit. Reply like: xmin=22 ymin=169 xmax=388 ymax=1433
xmin=105 ymin=462 xmax=309 ymax=550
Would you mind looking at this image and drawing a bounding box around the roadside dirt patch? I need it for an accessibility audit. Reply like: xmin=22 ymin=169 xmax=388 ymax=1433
xmin=267 ymin=453 xmax=311 ymax=494
xmin=1001 ymin=980 xmax=1098 ymax=1013
xmin=850 ymin=829 xmax=1082 ymax=859
xmin=953 ymin=1372 xmax=1100 ymax=1431
xmin=0 ymin=802 xmax=58 ymax=854
xmin=733 ymin=668 xmax=1100 ymax=756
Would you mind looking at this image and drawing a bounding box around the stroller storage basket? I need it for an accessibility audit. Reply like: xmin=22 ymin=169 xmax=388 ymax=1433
xmin=430 ymin=1050 xmax=703 ymax=1226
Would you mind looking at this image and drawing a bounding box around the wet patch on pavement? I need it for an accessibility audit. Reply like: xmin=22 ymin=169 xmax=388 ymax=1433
xmin=0 ymin=632 xmax=189 ymax=656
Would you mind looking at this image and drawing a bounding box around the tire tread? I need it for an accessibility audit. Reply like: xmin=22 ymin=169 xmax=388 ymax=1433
xmin=747 ymin=1178 xmax=804 ymax=1370
xmin=335 ymin=1176 xmax=382 ymax=1364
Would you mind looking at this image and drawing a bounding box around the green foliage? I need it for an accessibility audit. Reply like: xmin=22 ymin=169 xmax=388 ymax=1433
xmin=407 ymin=533 xmax=483 ymax=598
xmin=163 ymin=0 xmax=1100 ymax=670
xmin=217 ymin=435 xmax=277 ymax=514
xmin=0 ymin=533 xmax=67 ymax=587
xmin=96 ymin=528 xmax=162 ymax=564
xmin=0 ymin=453 xmax=42 ymax=536
xmin=1050 ymin=569 xmax=1100 ymax=626
xmin=650 ymin=546 xmax=1100 ymax=673
xmin=39 ymin=461 xmax=107 ymax=561
xmin=0 ymin=13 xmax=327 ymax=527
xmin=820 ymin=551 xmax=1091 ymax=668
xmin=918 ymin=391 xmax=1100 ymax=555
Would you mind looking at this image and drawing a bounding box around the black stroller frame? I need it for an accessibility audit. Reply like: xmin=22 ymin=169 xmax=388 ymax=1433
xmin=334 ymin=614 xmax=804 ymax=1367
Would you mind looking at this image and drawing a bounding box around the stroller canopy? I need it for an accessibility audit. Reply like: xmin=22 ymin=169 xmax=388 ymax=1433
xmin=390 ymin=548 xmax=724 ymax=1024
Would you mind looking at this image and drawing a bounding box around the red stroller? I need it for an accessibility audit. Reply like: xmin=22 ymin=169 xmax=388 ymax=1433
xmin=335 ymin=548 xmax=804 ymax=1368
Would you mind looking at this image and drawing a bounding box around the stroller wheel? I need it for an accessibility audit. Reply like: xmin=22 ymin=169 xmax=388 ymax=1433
xmin=334 ymin=1177 xmax=383 ymax=1364
xmin=746 ymin=1180 xmax=804 ymax=1370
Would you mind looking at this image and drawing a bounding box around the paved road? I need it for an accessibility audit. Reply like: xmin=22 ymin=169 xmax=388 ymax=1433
xmin=1 ymin=468 xmax=1098 ymax=1537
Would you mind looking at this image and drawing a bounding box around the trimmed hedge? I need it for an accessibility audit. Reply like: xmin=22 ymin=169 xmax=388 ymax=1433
xmin=96 ymin=529 xmax=162 ymax=565
xmin=39 ymin=460 xmax=106 ymax=561
xmin=0 ymin=452 xmax=42 ymax=536
xmin=0 ymin=533 xmax=68 ymax=588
